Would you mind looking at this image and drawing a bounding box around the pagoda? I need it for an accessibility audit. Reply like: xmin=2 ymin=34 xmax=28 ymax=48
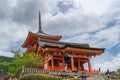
xmin=22 ymin=12 xmax=105 ymax=73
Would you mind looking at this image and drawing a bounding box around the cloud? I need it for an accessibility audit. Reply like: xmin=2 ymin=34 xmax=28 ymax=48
xmin=42 ymin=0 xmax=120 ymax=37
xmin=57 ymin=0 xmax=74 ymax=13
xmin=0 ymin=50 xmax=14 ymax=57
xmin=92 ymin=52 xmax=120 ymax=71
xmin=63 ymin=25 xmax=120 ymax=49
xmin=0 ymin=0 xmax=60 ymax=57
xmin=0 ymin=20 xmax=29 ymax=56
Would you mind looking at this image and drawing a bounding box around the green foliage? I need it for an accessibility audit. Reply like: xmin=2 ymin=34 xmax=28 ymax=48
xmin=19 ymin=74 xmax=62 ymax=80
xmin=12 ymin=51 xmax=46 ymax=68
xmin=7 ymin=50 xmax=46 ymax=77
xmin=116 ymin=69 xmax=120 ymax=74
xmin=0 ymin=56 xmax=13 ymax=73
xmin=0 ymin=50 xmax=46 ymax=77
xmin=0 ymin=56 xmax=13 ymax=62
xmin=67 ymin=78 xmax=80 ymax=80
xmin=8 ymin=66 xmax=16 ymax=74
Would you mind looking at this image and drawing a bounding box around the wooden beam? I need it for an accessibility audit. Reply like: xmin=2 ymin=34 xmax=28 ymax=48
xmin=53 ymin=58 xmax=62 ymax=60
xmin=41 ymin=47 xmax=103 ymax=55
xmin=43 ymin=48 xmax=62 ymax=53
xmin=73 ymin=55 xmax=88 ymax=58
xmin=64 ymin=47 xmax=103 ymax=55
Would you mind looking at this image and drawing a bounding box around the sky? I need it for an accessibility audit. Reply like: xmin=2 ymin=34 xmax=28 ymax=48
xmin=0 ymin=0 xmax=120 ymax=71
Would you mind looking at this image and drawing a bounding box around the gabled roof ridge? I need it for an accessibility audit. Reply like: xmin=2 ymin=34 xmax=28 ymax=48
xmin=38 ymin=38 xmax=90 ymax=48
xmin=38 ymin=38 xmax=89 ymax=46
xmin=29 ymin=31 xmax=62 ymax=38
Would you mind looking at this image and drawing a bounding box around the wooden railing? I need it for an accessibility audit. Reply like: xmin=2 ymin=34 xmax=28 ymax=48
xmin=21 ymin=68 xmax=72 ymax=76
xmin=21 ymin=67 xmax=100 ymax=78
xmin=20 ymin=67 xmax=120 ymax=79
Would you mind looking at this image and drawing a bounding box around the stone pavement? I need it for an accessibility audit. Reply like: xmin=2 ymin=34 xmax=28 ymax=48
xmin=86 ymin=74 xmax=107 ymax=80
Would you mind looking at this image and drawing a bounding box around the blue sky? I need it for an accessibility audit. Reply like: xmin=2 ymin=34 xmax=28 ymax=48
xmin=0 ymin=0 xmax=120 ymax=71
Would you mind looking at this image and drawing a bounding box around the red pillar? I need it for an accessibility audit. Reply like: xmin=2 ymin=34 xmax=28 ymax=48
xmin=88 ymin=58 xmax=92 ymax=72
xmin=78 ymin=58 xmax=80 ymax=71
xmin=51 ymin=56 xmax=54 ymax=70
xmin=71 ymin=56 xmax=74 ymax=71
xmin=62 ymin=56 xmax=65 ymax=70
xmin=82 ymin=62 xmax=84 ymax=71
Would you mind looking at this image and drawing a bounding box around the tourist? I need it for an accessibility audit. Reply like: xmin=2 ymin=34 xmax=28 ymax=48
xmin=12 ymin=76 xmax=17 ymax=80
xmin=6 ymin=77 xmax=12 ymax=80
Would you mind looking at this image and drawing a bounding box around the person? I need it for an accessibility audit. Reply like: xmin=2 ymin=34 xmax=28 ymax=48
xmin=65 ymin=64 xmax=68 ymax=71
xmin=7 ymin=77 xmax=12 ymax=80
xmin=12 ymin=76 xmax=17 ymax=80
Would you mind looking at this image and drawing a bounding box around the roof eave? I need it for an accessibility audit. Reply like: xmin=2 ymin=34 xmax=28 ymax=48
xmin=22 ymin=31 xmax=32 ymax=48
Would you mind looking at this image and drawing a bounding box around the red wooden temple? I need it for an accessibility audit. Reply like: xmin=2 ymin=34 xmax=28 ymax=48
xmin=22 ymin=12 xmax=105 ymax=73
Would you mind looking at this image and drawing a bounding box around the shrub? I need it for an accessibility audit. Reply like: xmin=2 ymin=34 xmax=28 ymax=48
xmin=68 ymin=78 xmax=80 ymax=80
xmin=19 ymin=74 xmax=62 ymax=80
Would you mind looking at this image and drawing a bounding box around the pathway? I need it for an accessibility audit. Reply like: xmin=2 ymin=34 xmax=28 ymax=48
xmin=86 ymin=74 xmax=107 ymax=80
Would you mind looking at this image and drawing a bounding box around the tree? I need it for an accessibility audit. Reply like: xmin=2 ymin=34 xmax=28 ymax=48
xmin=0 ymin=56 xmax=13 ymax=74
xmin=8 ymin=50 xmax=47 ymax=77
xmin=116 ymin=69 xmax=120 ymax=74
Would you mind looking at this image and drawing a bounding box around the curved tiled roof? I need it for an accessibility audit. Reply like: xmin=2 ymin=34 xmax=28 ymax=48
xmin=37 ymin=38 xmax=105 ymax=52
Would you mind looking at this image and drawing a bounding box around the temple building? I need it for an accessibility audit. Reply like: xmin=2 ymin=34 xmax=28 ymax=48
xmin=22 ymin=12 xmax=105 ymax=73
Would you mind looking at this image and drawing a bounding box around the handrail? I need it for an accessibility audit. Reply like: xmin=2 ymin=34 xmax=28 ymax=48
xmin=21 ymin=67 xmax=100 ymax=77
